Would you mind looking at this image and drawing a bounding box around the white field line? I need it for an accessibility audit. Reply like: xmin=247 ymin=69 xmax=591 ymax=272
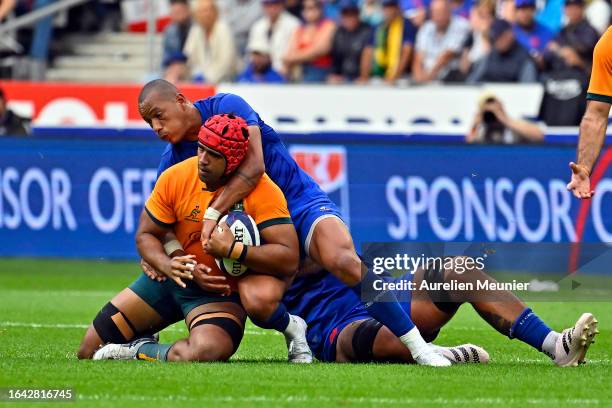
xmin=0 ymin=321 xmax=277 ymax=336
xmin=78 ymin=394 xmax=605 ymax=405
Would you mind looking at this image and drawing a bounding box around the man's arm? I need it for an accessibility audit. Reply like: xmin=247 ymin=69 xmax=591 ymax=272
xmin=135 ymin=211 xmax=195 ymax=287
xmin=577 ymin=100 xmax=610 ymax=173
xmin=205 ymin=222 xmax=299 ymax=278
xmin=210 ymin=125 xmax=265 ymax=211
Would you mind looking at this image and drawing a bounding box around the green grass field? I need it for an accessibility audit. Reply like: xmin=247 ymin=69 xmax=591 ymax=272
xmin=1 ymin=258 xmax=611 ymax=408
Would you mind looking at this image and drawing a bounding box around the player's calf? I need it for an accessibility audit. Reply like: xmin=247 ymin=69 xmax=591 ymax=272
xmin=238 ymin=274 xmax=313 ymax=363
xmin=436 ymin=259 xmax=600 ymax=365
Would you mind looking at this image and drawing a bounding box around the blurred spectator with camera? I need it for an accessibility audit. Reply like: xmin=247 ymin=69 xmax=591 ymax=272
xmin=412 ymin=0 xmax=470 ymax=83
xmin=162 ymin=0 xmax=192 ymax=83
xmin=359 ymin=0 xmax=416 ymax=84
xmin=328 ymin=0 xmax=372 ymax=83
xmin=467 ymin=19 xmax=538 ymax=83
xmin=513 ymin=0 xmax=555 ymax=66
xmin=283 ymin=0 xmax=336 ymax=82
xmin=458 ymin=0 xmax=495 ymax=79
xmin=0 ymin=88 xmax=30 ymax=137
xmin=238 ymin=37 xmax=285 ymax=83
xmin=466 ymin=93 xmax=544 ymax=144
xmin=247 ymin=0 xmax=299 ymax=76
xmin=183 ymin=0 xmax=237 ymax=83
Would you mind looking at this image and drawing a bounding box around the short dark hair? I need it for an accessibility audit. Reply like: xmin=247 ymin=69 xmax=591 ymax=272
xmin=138 ymin=79 xmax=179 ymax=105
xmin=169 ymin=0 xmax=189 ymax=5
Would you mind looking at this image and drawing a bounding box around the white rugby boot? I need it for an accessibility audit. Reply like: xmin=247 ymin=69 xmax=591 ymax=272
xmin=93 ymin=336 xmax=156 ymax=361
xmin=429 ymin=343 xmax=490 ymax=364
xmin=552 ymin=313 xmax=599 ymax=367
xmin=285 ymin=315 xmax=313 ymax=363
xmin=413 ymin=345 xmax=452 ymax=367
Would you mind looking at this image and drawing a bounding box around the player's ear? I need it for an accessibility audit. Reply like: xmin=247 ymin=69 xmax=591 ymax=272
xmin=176 ymin=93 xmax=187 ymax=108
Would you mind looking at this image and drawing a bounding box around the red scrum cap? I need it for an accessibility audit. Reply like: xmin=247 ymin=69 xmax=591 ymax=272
xmin=198 ymin=114 xmax=250 ymax=175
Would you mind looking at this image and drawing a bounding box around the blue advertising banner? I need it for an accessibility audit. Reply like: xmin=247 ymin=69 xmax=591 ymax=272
xmin=1 ymin=138 xmax=611 ymax=260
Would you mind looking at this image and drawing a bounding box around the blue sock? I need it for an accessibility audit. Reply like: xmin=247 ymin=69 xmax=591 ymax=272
xmin=509 ymin=308 xmax=553 ymax=351
xmin=351 ymin=268 xmax=415 ymax=337
xmin=136 ymin=342 xmax=173 ymax=361
xmin=249 ymin=303 xmax=290 ymax=332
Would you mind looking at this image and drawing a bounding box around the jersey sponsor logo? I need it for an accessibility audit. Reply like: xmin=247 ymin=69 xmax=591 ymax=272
xmin=185 ymin=205 xmax=201 ymax=223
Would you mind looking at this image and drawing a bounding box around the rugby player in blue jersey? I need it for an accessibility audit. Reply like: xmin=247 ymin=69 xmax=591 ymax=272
xmin=137 ymin=79 xmax=453 ymax=366
xmin=137 ymin=79 xmax=598 ymax=367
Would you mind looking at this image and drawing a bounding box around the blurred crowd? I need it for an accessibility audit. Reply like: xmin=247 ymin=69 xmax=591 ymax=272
xmin=160 ymin=0 xmax=608 ymax=88
xmin=0 ymin=0 xmax=610 ymax=127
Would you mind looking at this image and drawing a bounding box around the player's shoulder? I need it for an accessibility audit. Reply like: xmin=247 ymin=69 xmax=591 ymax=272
xmin=159 ymin=156 xmax=198 ymax=182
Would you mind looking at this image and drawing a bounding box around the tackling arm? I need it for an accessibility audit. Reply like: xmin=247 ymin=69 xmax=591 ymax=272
xmin=208 ymin=125 xmax=265 ymax=214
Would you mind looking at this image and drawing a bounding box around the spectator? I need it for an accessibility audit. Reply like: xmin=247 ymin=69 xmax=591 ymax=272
xmin=162 ymin=0 xmax=192 ymax=83
xmin=585 ymin=0 xmax=611 ymax=34
xmin=361 ymin=0 xmax=384 ymax=27
xmin=0 ymin=88 xmax=30 ymax=136
xmin=183 ymin=0 xmax=237 ymax=83
xmin=539 ymin=0 xmax=598 ymax=126
xmin=548 ymin=0 xmax=599 ymax=73
xmin=412 ymin=0 xmax=470 ymax=83
xmin=459 ymin=0 xmax=496 ymax=78
xmin=466 ymin=93 xmax=544 ymax=144
xmin=238 ymin=37 xmax=286 ymax=83
xmin=513 ymin=0 xmax=555 ymax=58
xmin=247 ymin=0 xmax=299 ymax=76
xmin=360 ymin=0 xmax=416 ymax=83
xmin=283 ymin=0 xmax=336 ymax=82
xmin=467 ymin=19 xmax=538 ymax=83
xmin=328 ymin=0 xmax=372 ymax=83
xmin=217 ymin=0 xmax=263 ymax=56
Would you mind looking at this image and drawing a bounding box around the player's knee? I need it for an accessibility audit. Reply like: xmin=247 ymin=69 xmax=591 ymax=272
xmin=240 ymin=285 xmax=278 ymax=322
xmin=327 ymin=250 xmax=362 ymax=286
xmin=192 ymin=343 xmax=231 ymax=362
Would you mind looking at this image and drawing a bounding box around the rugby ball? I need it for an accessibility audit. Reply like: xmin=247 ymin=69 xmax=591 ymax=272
xmin=215 ymin=211 xmax=260 ymax=277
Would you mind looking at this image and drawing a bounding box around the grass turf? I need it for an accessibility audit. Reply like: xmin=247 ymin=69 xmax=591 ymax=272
xmin=0 ymin=258 xmax=610 ymax=407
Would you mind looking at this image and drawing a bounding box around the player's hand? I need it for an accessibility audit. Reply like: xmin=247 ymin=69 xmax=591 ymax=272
xmin=141 ymin=258 xmax=166 ymax=282
xmin=201 ymin=218 xmax=218 ymax=250
xmin=567 ymin=162 xmax=595 ymax=199
xmin=161 ymin=254 xmax=196 ymax=288
xmin=192 ymin=263 xmax=231 ymax=295
xmin=204 ymin=221 xmax=235 ymax=259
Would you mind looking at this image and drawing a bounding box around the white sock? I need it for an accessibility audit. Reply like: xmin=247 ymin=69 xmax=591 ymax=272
xmin=399 ymin=326 xmax=430 ymax=358
xmin=541 ymin=331 xmax=560 ymax=360
xmin=283 ymin=315 xmax=301 ymax=340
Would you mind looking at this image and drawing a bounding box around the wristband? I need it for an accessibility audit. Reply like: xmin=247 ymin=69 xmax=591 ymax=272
xmin=204 ymin=207 xmax=222 ymax=221
xmin=163 ymin=239 xmax=183 ymax=256
xmin=237 ymin=244 xmax=248 ymax=263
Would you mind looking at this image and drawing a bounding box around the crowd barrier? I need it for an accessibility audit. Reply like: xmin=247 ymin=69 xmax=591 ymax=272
xmin=1 ymin=137 xmax=611 ymax=263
